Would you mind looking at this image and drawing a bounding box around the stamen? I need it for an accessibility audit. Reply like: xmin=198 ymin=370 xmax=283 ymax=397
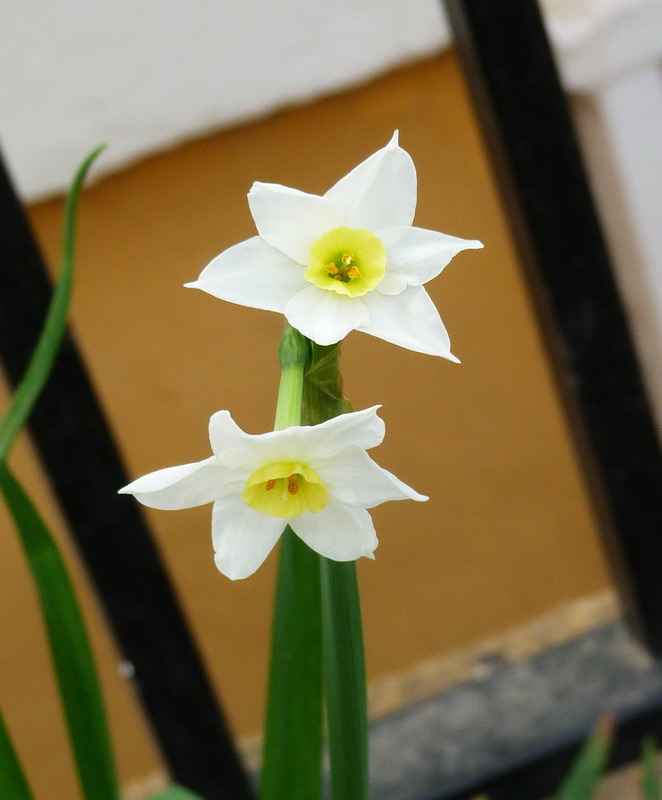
xmin=305 ymin=227 xmax=386 ymax=297
xmin=287 ymin=475 xmax=299 ymax=495
xmin=265 ymin=479 xmax=276 ymax=491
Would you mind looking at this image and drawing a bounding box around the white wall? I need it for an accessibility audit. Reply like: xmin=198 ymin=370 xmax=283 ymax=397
xmin=0 ymin=0 xmax=450 ymax=201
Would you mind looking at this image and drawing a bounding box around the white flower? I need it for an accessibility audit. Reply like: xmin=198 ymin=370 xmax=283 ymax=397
xmin=186 ymin=132 xmax=482 ymax=359
xmin=119 ymin=406 xmax=427 ymax=580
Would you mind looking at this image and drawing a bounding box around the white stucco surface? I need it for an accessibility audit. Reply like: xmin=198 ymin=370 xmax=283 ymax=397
xmin=0 ymin=0 xmax=450 ymax=201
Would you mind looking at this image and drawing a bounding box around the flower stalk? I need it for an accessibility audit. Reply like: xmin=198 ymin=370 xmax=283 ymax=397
xmin=304 ymin=340 xmax=368 ymax=800
xmin=321 ymin=559 xmax=368 ymax=800
xmin=262 ymin=329 xmax=369 ymax=800
xmin=260 ymin=325 xmax=323 ymax=800
xmin=274 ymin=325 xmax=308 ymax=430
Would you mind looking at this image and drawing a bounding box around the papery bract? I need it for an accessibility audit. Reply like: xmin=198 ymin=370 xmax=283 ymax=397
xmin=119 ymin=406 xmax=426 ymax=580
xmin=186 ymin=132 xmax=483 ymax=359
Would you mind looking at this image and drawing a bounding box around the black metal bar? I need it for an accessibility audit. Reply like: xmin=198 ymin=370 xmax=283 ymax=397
xmin=444 ymin=0 xmax=662 ymax=654
xmin=0 ymin=154 xmax=254 ymax=800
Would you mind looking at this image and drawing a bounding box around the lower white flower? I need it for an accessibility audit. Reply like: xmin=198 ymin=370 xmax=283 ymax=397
xmin=119 ymin=406 xmax=427 ymax=580
xmin=186 ymin=132 xmax=483 ymax=359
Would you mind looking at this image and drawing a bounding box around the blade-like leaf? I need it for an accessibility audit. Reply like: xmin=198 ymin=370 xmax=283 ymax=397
xmin=554 ymin=714 xmax=614 ymax=800
xmin=0 ymin=463 xmax=119 ymax=800
xmin=149 ymin=785 xmax=207 ymax=800
xmin=641 ymin=738 xmax=661 ymax=800
xmin=320 ymin=558 xmax=368 ymax=800
xmin=0 ymin=705 xmax=35 ymax=800
xmin=0 ymin=144 xmax=104 ymax=461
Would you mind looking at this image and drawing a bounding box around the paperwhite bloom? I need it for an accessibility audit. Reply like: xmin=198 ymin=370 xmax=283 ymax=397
xmin=187 ymin=132 xmax=482 ymax=359
xmin=119 ymin=406 xmax=426 ymax=580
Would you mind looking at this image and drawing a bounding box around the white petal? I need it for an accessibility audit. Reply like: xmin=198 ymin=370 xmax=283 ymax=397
xmin=186 ymin=236 xmax=306 ymax=313
xmin=208 ymin=410 xmax=264 ymax=471
xmin=290 ymin=502 xmax=378 ymax=561
xmin=375 ymin=271 xmax=409 ymax=296
xmin=294 ymin=405 xmax=385 ymax=458
xmin=324 ymin=132 xmax=416 ymax=230
xmin=211 ymin=406 xmax=385 ymax=471
xmin=380 ymin=226 xmax=483 ymax=286
xmin=361 ymin=285 xmax=460 ymax=361
xmin=315 ymin=449 xmax=428 ymax=508
xmin=248 ymin=183 xmax=343 ymax=264
xmin=212 ymin=498 xmax=285 ymax=580
xmin=284 ymin=286 xmax=369 ymax=346
xmin=119 ymin=456 xmax=225 ymax=510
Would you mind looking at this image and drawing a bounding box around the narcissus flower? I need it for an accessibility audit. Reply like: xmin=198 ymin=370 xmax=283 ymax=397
xmin=119 ymin=406 xmax=426 ymax=580
xmin=187 ymin=132 xmax=482 ymax=359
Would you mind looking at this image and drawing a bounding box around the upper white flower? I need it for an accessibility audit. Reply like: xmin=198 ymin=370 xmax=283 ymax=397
xmin=119 ymin=406 xmax=427 ymax=580
xmin=186 ymin=132 xmax=483 ymax=359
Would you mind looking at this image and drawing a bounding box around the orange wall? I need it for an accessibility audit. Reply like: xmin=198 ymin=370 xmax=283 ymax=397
xmin=1 ymin=51 xmax=611 ymax=798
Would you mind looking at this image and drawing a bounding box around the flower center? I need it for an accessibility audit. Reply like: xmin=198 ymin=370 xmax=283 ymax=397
xmin=305 ymin=226 xmax=386 ymax=297
xmin=242 ymin=461 xmax=329 ymax=518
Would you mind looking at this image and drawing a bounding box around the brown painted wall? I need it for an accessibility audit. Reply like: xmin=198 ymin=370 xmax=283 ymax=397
xmin=1 ymin=51 xmax=610 ymax=798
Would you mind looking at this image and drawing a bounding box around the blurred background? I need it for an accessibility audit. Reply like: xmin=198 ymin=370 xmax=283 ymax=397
xmin=1 ymin=1 xmax=660 ymax=797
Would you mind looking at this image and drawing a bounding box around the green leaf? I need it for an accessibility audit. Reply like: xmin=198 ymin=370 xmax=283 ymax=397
xmin=0 ymin=463 xmax=119 ymax=800
xmin=259 ymin=528 xmax=323 ymax=800
xmin=641 ymin=738 xmax=661 ymax=800
xmin=149 ymin=785 xmax=207 ymax=800
xmin=0 ymin=144 xmax=104 ymax=461
xmin=320 ymin=559 xmax=368 ymax=800
xmin=0 ymin=705 xmax=35 ymax=800
xmin=554 ymin=714 xmax=614 ymax=800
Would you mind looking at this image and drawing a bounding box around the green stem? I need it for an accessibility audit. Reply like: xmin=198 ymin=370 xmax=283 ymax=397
xmin=261 ymin=330 xmax=368 ymax=800
xmin=303 ymin=341 xmax=368 ymax=800
xmin=320 ymin=559 xmax=368 ymax=800
xmin=274 ymin=326 xmax=307 ymax=430
xmin=260 ymin=326 xmax=323 ymax=800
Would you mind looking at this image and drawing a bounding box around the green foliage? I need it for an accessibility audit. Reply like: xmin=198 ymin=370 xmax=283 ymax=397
xmin=0 ymin=146 xmax=119 ymax=800
xmin=259 ymin=528 xmax=323 ymax=800
xmin=260 ymin=327 xmax=323 ymax=800
xmin=0 ymin=145 xmax=104 ymax=461
xmin=641 ymin=738 xmax=662 ymax=800
xmin=320 ymin=559 xmax=368 ymax=800
xmin=0 ymin=709 xmax=35 ymax=800
xmin=305 ymin=341 xmax=368 ymax=800
xmin=554 ymin=714 xmax=614 ymax=800
xmin=149 ymin=786 xmax=207 ymax=800
xmin=477 ymin=718 xmax=661 ymax=800
xmin=0 ymin=465 xmax=120 ymax=800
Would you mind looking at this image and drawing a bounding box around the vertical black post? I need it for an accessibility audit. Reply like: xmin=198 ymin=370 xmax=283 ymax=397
xmin=0 ymin=153 xmax=254 ymax=799
xmin=444 ymin=0 xmax=662 ymax=653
